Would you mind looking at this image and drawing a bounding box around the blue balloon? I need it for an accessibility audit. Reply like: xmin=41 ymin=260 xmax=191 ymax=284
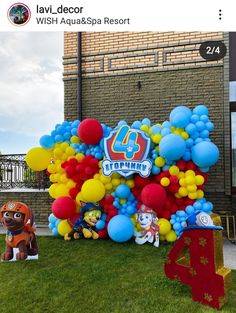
xmin=40 ymin=135 xmax=55 ymax=149
xmin=55 ymin=135 xmax=63 ymax=143
xmin=190 ymin=114 xmax=199 ymax=123
xmin=185 ymin=123 xmax=197 ymax=135
xmin=193 ymin=104 xmax=208 ymax=116
xmin=142 ymin=118 xmax=151 ymax=126
xmin=151 ymin=125 xmax=161 ymax=134
xmin=170 ymin=106 xmax=192 ymax=120
xmin=171 ymin=112 xmax=190 ymax=128
xmin=195 ymin=121 xmax=205 ymax=131
xmin=126 ymin=205 xmax=136 ymax=215
xmin=115 ymin=184 xmax=131 ymax=199
xmin=96 ymin=220 xmax=106 ymax=230
xmin=205 ymin=122 xmax=214 ymax=131
xmin=159 ymin=134 xmax=186 ymax=161
xmin=200 ymin=115 xmax=209 ymax=123
xmin=185 ymin=205 xmax=195 ymax=215
xmin=192 ymin=141 xmax=219 ymax=167
xmin=162 ymin=121 xmax=172 ymax=128
xmin=52 ymin=227 xmax=59 ymax=236
xmin=132 ymin=121 xmax=142 ymax=129
xmin=161 ymin=128 xmax=171 ymax=136
xmin=108 ymin=215 xmax=134 ymax=243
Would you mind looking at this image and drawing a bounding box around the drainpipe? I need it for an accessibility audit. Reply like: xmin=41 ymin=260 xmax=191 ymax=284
xmin=77 ymin=32 xmax=83 ymax=120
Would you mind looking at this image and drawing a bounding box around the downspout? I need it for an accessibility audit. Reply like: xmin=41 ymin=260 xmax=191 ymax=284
xmin=77 ymin=32 xmax=83 ymax=120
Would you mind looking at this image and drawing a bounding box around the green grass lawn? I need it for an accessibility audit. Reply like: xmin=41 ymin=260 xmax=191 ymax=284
xmin=0 ymin=235 xmax=235 ymax=313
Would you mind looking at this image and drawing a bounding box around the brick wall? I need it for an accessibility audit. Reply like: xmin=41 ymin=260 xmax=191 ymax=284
xmin=0 ymin=191 xmax=52 ymax=225
xmin=63 ymin=31 xmax=234 ymax=214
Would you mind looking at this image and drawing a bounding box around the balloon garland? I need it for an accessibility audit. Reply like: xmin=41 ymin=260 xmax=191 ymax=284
xmin=26 ymin=104 xmax=219 ymax=243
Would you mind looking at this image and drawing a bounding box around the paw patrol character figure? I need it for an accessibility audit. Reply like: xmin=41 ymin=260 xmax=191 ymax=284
xmin=64 ymin=202 xmax=103 ymax=241
xmin=135 ymin=204 xmax=160 ymax=247
xmin=0 ymin=201 xmax=38 ymax=261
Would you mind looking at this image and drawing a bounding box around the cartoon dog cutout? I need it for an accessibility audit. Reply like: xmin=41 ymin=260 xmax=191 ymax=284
xmin=64 ymin=202 xmax=103 ymax=241
xmin=135 ymin=204 xmax=160 ymax=247
xmin=0 ymin=201 xmax=38 ymax=261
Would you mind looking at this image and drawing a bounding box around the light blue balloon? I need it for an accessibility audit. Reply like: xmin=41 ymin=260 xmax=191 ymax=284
xmin=170 ymin=106 xmax=192 ymax=120
xmin=40 ymin=135 xmax=55 ymax=149
xmin=108 ymin=215 xmax=134 ymax=243
xmin=193 ymin=104 xmax=208 ymax=116
xmin=186 ymin=138 xmax=194 ymax=148
xmin=142 ymin=118 xmax=151 ymax=126
xmin=162 ymin=121 xmax=172 ymax=128
xmin=171 ymin=112 xmax=190 ymax=128
xmin=159 ymin=134 xmax=186 ymax=161
xmin=192 ymin=141 xmax=219 ymax=167
xmin=161 ymin=128 xmax=171 ymax=136
xmin=132 ymin=121 xmax=142 ymax=129
xmin=196 ymin=121 xmax=205 ymax=131
xmin=152 ymin=166 xmax=161 ymax=175
xmin=200 ymin=115 xmax=209 ymax=123
xmin=173 ymin=222 xmax=181 ymax=230
xmin=200 ymin=130 xmax=209 ymax=138
xmin=205 ymin=122 xmax=214 ymax=131
xmin=96 ymin=220 xmax=106 ymax=230
xmin=126 ymin=205 xmax=136 ymax=215
xmin=115 ymin=184 xmax=131 ymax=199
xmin=193 ymin=201 xmax=202 ymax=211
xmin=190 ymin=114 xmax=199 ymax=123
xmin=185 ymin=123 xmax=197 ymax=135
xmin=185 ymin=205 xmax=195 ymax=215
xmin=55 ymin=135 xmax=63 ymax=143
xmin=151 ymin=125 xmax=161 ymax=134
xmin=52 ymin=227 xmax=59 ymax=236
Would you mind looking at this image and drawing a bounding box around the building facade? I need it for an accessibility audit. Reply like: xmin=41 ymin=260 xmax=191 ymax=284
xmin=63 ymin=32 xmax=235 ymax=226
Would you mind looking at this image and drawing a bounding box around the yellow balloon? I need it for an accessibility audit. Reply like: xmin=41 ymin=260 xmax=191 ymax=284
xmin=81 ymin=179 xmax=105 ymax=202
xmin=100 ymin=175 xmax=111 ymax=184
xmin=195 ymin=175 xmax=205 ymax=185
xmin=181 ymin=131 xmax=189 ymax=140
xmin=179 ymin=178 xmax=186 ymax=186
xmin=55 ymin=184 xmax=69 ymax=198
xmin=155 ymin=156 xmax=165 ymax=167
xmin=60 ymin=142 xmax=69 ymax=151
xmin=126 ymin=179 xmax=135 ymax=188
xmin=160 ymin=177 xmax=170 ymax=187
xmin=152 ymin=134 xmax=162 ymax=144
xmin=185 ymin=176 xmax=195 ymax=185
xmin=49 ymin=183 xmax=58 ymax=199
xmin=26 ymin=147 xmax=51 ymax=171
xmin=185 ymin=170 xmax=195 ymax=177
xmin=187 ymin=184 xmax=197 ymax=192
xmin=165 ymin=230 xmax=177 ymax=242
xmin=111 ymin=178 xmax=120 ymax=186
xmin=70 ymin=135 xmax=80 ymax=144
xmin=105 ymin=183 xmax=113 ymax=191
xmin=197 ymin=189 xmax=204 ymax=199
xmin=58 ymin=220 xmax=72 ymax=236
xmin=169 ymin=165 xmax=179 ymax=176
xmin=178 ymin=187 xmax=188 ymax=197
xmin=140 ymin=125 xmax=149 ymax=133
xmin=67 ymin=180 xmax=76 ymax=189
xmin=188 ymin=191 xmax=198 ymax=200
xmin=53 ymin=148 xmax=63 ymax=158
xmin=76 ymin=153 xmax=85 ymax=161
xmin=66 ymin=146 xmax=75 ymax=156
xmin=47 ymin=164 xmax=57 ymax=174
xmin=158 ymin=218 xmax=171 ymax=235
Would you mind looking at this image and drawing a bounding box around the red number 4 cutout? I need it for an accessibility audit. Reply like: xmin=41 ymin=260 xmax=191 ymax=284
xmin=164 ymin=228 xmax=232 ymax=310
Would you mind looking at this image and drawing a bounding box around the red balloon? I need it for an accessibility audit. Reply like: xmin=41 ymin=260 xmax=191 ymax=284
xmin=78 ymin=118 xmax=103 ymax=145
xmin=52 ymin=196 xmax=76 ymax=219
xmin=141 ymin=183 xmax=167 ymax=210
xmin=134 ymin=175 xmax=151 ymax=188
xmin=98 ymin=228 xmax=108 ymax=239
xmin=69 ymin=213 xmax=81 ymax=225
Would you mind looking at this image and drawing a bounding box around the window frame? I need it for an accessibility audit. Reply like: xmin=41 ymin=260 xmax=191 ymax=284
xmin=230 ymin=102 xmax=236 ymax=193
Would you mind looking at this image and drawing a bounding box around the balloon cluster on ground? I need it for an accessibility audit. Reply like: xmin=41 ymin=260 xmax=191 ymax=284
xmin=26 ymin=105 xmax=219 ymax=243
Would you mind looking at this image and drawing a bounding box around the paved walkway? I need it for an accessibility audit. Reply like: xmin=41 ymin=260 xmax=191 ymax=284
xmin=0 ymin=226 xmax=235 ymax=269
